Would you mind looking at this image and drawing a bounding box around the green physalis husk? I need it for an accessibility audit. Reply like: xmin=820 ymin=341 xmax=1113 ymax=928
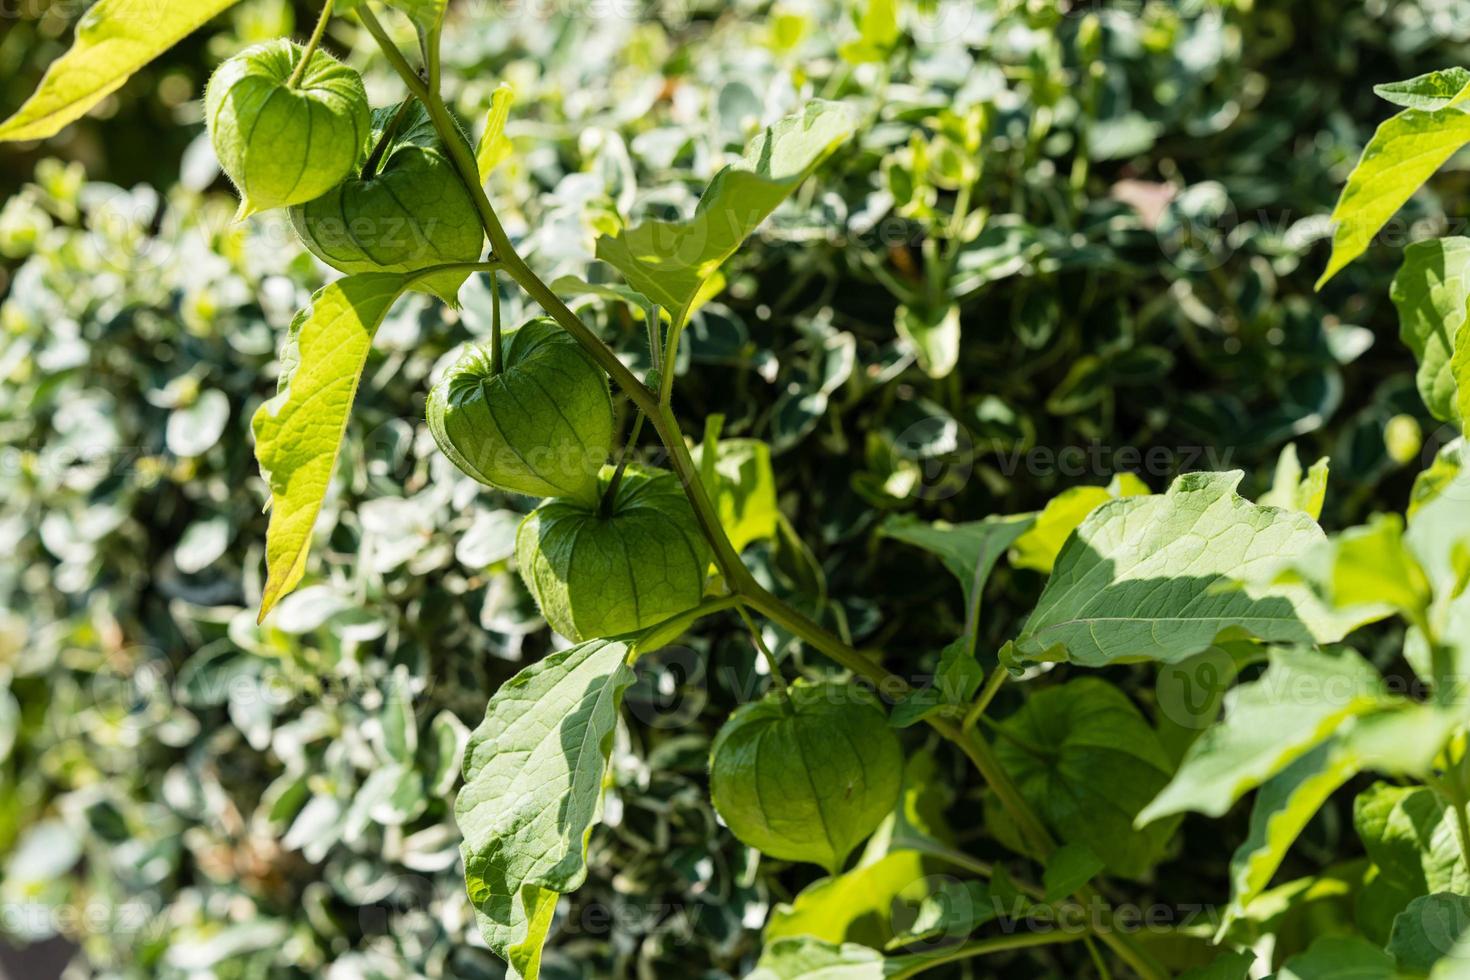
xmin=709 ymin=680 xmax=902 ymax=873
xmin=289 ymin=101 xmax=484 ymax=305
xmin=205 ymin=39 xmax=370 ymax=218
xmin=516 ymin=465 xmax=712 ymax=642
xmin=428 ymin=317 xmax=613 ymax=503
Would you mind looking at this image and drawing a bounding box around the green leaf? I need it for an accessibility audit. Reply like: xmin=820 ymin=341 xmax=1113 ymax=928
xmin=1390 ymin=893 xmax=1470 ymax=974
xmin=1279 ymin=936 xmax=1400 ymax=980
xmin=1410 ymin=440 xmax=1464 ymax=518
xmin=1376 ymin=69 xmax=1470 ymax=110
xmin=894 ymin=303 xmax=959 ymax=379
xmin=596 ymin=100 xmax=857 ymax=322
xmin=994 ymin=678 xmax=1177 ymax=878
xmin=838 ymin=0 xmax=900 ymax=64
xmin=455 ymin=637 xmax=637 ymax=980
xmin=1391 ymin=238 xmax=1470 ymax=423
xmin=1404 ymin=466 xmax=1470 ymax=597
xmin=253 ymin=273 xmax=413 ymax=620
xmin=475 ymin=82 xmax=515 ymax=176
xmin=383 ymin=0 xmax=447 ymax=42
xmin=765 ymin=850 xmax=929 ymax=948
xmin=1010 ymin=473 xmax=1149 ymax=575
xmin=1282 ymin=514 xmax=1429 ymax=624
xmin=1177 ymin=951 xmax=1256 ymax=980
xmin=881 ymin=512 xmax=1036 ymax=639
xmin=1226 ymin=738 xmax=1369 ymax=921
xmin=1316 ymin=87 xmax=1470 ymax=288
xmin=693 ymin=436 xmax=780 ymax=554
xmin=1259 ymin=444 xmax=1330 ymax=519
xmin=1139 ymin=646 xmax=1390 ymax=822
xmin=746 ymin=938 xmax=886 ymax=979
xmin=1356 ymin=782 xmax=1470 ymax=934
xmin=0 ymin=0 xmax=244 ymax=142
xmin=1016 ymin=472 xmax=1357 ymax=667
xmin=1042 ymin=843 xmax=1105 ymax=902
xmin=884 ymin=880 xmax=995 ymax=950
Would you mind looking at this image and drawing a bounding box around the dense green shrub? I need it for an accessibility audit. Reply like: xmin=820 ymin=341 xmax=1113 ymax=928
xmin=1 ymin=1 xmax=1469 ymax=978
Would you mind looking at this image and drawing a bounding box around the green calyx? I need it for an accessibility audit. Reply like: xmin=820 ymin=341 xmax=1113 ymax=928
xmin=428 ymin=317 xmax=613 ymax=503
xmin=709 ymin=680 xmax=902 ymax=874
xmin=515 ymin=465 xmax=712 ymax=642
xmin=205 ymin=39 xmax=370 ymax=218
xmin=289 ymin=100 xmax=485 ymax=305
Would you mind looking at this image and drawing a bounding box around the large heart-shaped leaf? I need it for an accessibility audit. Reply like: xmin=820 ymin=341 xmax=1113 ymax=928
xmin=1015 ymin=472 xmax=1363 ymax=667
xmin=1391 ymin=237 xmax=1470 ymax=423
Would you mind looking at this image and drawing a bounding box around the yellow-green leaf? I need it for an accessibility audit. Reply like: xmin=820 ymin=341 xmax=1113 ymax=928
xmin=475 ymin=83 xmax=515 ymax=177
xmin=1316 ymin=84 xmax=1470 ymax=288
xmin=0 ymin=0 xmax=243 ymax=142
xmin=253 ymin=273 xmax=413 ymax=620
xmin=596 ymin=100 xmax=856 ymax=323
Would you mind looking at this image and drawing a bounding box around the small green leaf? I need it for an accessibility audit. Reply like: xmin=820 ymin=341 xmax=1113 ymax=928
xmin=0 ymin=0 xmax=244 ymax=142
xmin=597 ymin=100 xmax=857 ymax=322
xmin=995 ymin=678 xmax=1178 ymax=878
xmin=1356 ymin=782 xmax=1470 ymax=934
xmin=764 ymin=850 xmax=929 ymax=948
xmin=253 ymin=273 xmax=414 ymax=620
xmin=456 ymin=637 xmax=637 ymax=980
xmin=1376 ymin=69 xmax=1470 ymax=110
xmin=1042 ymin=843 xmax=1104 ymax=902
xmin=838 ymin=0 xmax=900 ymax=64
xmin=881 ymin=512 xmax=1035 ymax=640
xmin=1259 ymin=444 xmax=1329 ymax=519
xmin=693 ymin=436 xmax=780 ymax=554
xmin=1391 ymin=238 xmax=1470 ymax=423
xmin=1282 ymin=514 xmax=1429 ymax=624
xmin=1016 ymin=472 xmax=1361 ymax=667
xmin=475 ymin=82 xmax=515 ymax=176
xmin=1317 ymin=86 xmax=1470 ymax=287
xmin=1010 ymin=473 xmax=1149 ymax=574
xmin=383 ymin=0 xmax=447 ymax=42
xmin=894 ymin=303 xmax=959 ymax=379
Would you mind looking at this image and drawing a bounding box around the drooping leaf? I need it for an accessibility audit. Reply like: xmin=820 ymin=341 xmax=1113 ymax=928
xmin=1226 ymin=739 xmax=1368 ymax=921
xmin=1010 ymin=473 xmax=1149 ymax=574
xmin=455 ymin=637 xmax=637 ymax=980
xmin=1016 ymin=472 xmax=1359 ymax=667
xmin=1317 ymin=87 xmax=1470 ymax=287
xmin=596 ymin=100 xmax=857 ymax=322
xmin=475 ymin=82 xmax=516 ymax=176
xmin=1376 ymin=69 xmax=1470 ymax=110
xmin=253 ymin=273 xmax=414 ymax=620
xmin=1391 ymin=238 xmax=1470 ymax=423
xmin=1258 ymin=445 xmax=1329 ymax=519
xmin=1139 ymin=646 xmax=1390 ymax=822
xmin=994 ymin=678 xmax=1178 ymax=878
xmin=764 ymin=850 xmax=929 ymax=948
xmin=0 ymin=0 xmax=244 ymax=142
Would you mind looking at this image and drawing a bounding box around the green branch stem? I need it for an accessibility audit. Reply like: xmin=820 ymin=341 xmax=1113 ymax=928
xmin=361 ymin=15 xmax=1164 ymax=978
xmin=287 ymin=0 xmax=335 ymax=88
xmin=889 ymin=930 xmax=1086 ymax=980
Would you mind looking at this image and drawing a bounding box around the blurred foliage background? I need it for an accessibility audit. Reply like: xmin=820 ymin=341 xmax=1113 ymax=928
xmin=1 ymin=0 xmax=1469 ymax=976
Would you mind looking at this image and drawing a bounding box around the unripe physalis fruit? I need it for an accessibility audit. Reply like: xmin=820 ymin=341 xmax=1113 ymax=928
xmin=428 ymin=317 xmax=613 ymax=503
xmin=289 ymin=100 xmax=484 ymax=305
xmin=205 ymin=39 xmax=369 ymax=218
xmin=515 ymin=465 xmax=712 ymax=642
xmin=709 ymin=680 xmax=902 ymax=873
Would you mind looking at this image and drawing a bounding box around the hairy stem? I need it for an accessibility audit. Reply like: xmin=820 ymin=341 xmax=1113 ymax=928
xmin=287 ymin=0 xmax=336 ymax=88
xmin=600 ymin=410 xmax=645 ymax=517
xmin=489 ymin=268 xmax=503 ymax=375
